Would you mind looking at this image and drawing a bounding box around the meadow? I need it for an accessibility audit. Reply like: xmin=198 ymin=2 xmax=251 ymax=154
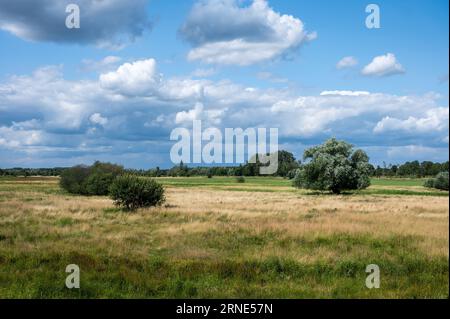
xmin=0 ymin=176 xmax=448 ymax=298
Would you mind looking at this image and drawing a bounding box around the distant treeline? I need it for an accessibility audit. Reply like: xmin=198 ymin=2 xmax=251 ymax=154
xmin=0 ymin=167 xmax=67 ymax=177
xmin=0 ymin=151 xmax=448 ymax=178
xmin=371 ymin=161 xmax=449 ymax=178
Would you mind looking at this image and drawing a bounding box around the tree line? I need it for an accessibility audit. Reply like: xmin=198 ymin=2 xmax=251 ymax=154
xmin=0 ymin=154 xmax=448 ymax=179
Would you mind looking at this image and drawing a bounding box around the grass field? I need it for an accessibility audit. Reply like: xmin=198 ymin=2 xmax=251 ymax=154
xmin=0 ymin=176 xmax=448 ymax=298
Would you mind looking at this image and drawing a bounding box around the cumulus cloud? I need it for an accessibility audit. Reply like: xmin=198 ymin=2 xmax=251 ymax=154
xmin=373 ymin=108 xmax=449 ymax=133
xmin=175 ymin=102 xmax=226 ymax=125
xmin=0 ymin=124 xmax=44 ymax=149
xmin=99 ymin=59 xmax=161 ymax=95
xmin=0 ymin=59 xmax=448 ymax=167
xmin=179 ymin=0 xmax=316 ymax=65
xmin=270 ymin=91 xmax=446 ymax=138
xmin=175 ymin=103 xmax=204 ymax=124
xmin=336 ymin=56 xmax=358 ymax=69
xmin=362 ymin=53 xmax=405 ymax=77
xmin=0 ymin=0 xmax=152 ymax=49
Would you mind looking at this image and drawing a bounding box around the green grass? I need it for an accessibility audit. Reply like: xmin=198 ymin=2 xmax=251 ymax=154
xmin=156 ymin=176 xmax=291 ymax=187
xmin=0 ymin=234 xmax=447 ymax=298
xmin=153 ymin=176 xmax=449 ymax=196
xmin=0 ymin=176 xmax=446 ymax=198
xmin=0 ymin=176 xmax=448 ymax=298
xmin=370 ymin=178 xmax=428 ymax=187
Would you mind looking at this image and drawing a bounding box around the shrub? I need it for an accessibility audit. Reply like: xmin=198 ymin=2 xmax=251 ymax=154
xmin=236 ymin=176 xmax=245 ymax=183
xmin=424 ymin=172 xmax=449 ymax=191
xmin=286 ymin=168 xmax=300 ymax=180
xmin=60 ymin=165 xmax=91 ymax=195
xmin=293 ymin=138 xmax=372 ymax=194
xmin=109 ymin=175 xmax=165 ymax=210
xmin=434 ymin=172 xmax=449 ymax=190
xmin=423 ymin=178 xmax=435 ymax=189
xmin=59 ymin=161 xmax=123 ymax=195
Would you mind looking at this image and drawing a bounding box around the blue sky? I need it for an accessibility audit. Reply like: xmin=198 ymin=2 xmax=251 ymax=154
xmin=0 ymin=0 xmax=448 ymax=168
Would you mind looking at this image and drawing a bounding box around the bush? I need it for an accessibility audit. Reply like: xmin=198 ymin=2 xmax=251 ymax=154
xmin=59 ymin=161 xmax=123 ymax=195
xmin=424 ymin=172 xmax=449 ymax=191
xmin=423 ymin=178 xmax=435 ymax=188
xmin=59 ymin=165 xmax=91 ymax=195
xmin=236 ymin=176 xmax=245 ymax=183
xmin=109 ymin=175 xmax=165 ymax=210
xmin=293 ymin=138 xmax=371 ymax=194
xmin=286 ymin=168 xmax=300 ymax=180
xmin=434 ymin=172 xmax=449 ymax=190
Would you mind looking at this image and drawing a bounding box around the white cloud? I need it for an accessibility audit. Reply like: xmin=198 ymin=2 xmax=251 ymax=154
xmin=175 ymin=103 xmax=204 ymax=124
xmin=362 ymin=53 xmax=405 ymax=77
xmin=99 ymin=59 xmax=161 ymax=95
xmin=373 ymin=108 xmax=449 ymax=133
xmin=0 ymin=59 xmax=448 ymax=165
xmin=0 ymin=125 xmax=44 ymax=149
xmin=180 ymin=0 xmax=316 ymax=65
xmin=336 ymin=56 xmax=358 ymax=69
xmin=89 ymin=113 xmax=108 ymax=126
xmin=270 ymin=91 xmax=445 ymax=137
xmin=175 ymin=102 xmax=226 ymax=125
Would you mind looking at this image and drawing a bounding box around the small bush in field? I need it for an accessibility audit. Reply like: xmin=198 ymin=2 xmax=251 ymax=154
xmin=423 ymin=178 xmax=435 ymax=188
xmin=236 ymin=176 xmax=245 ymax=183
xmin=424 ymin=172 xmax=449 ymax=191
xmin=109 ymin=175 xmax=165 ymax=210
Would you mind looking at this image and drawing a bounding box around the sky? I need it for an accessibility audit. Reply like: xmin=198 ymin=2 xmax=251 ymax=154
xmin=0 ymin=0 xmax=448 ymax=169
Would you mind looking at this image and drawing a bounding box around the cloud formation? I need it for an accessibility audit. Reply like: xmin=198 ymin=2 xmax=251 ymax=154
xmin=179 ymin=0 xmax=316 ymax=65
xmin=100 ymin=59 xmax=161 ymax=95
xmin=336 ymin=56 xmax=358 ymax=69
xmin=362 ymin=53 xmax=405 ymax=77
xmin=0 ymin=0 xmax=152 ymax=49
xmin=0 ymin=58 xmax=447 ymax=167
xmin=374 ymin=108 xmax=449 ymax=134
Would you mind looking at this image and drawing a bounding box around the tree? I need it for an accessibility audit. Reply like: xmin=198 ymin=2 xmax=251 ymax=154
xmin=293 ymin=138 xmax=372 ymax=194
xmin=275 ymin=150 xmax=300 ymax=177
xmin=109 ymin=175 xmax=165 ymax=210
xmin=242 ymin=150 xmax=299 ymax=176
xmin=59 ymin=161 xmax=123 ymax=195
xmin=397 ymin=160 xmax=421 ymax=177
xmin=60 ymin=165 xmax=91 ymax=195
xmin=85 ymin=161 xmax=124 ymax=195
xmin=424 ymin=172 xmax=449 ymax=191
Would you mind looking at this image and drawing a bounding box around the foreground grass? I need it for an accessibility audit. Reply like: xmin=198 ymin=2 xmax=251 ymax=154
xmin=0 ymin=177 xmax=448 ymax=298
